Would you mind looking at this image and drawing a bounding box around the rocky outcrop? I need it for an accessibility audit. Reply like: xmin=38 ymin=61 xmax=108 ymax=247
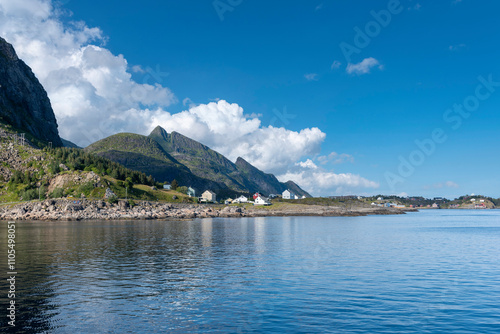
xmin=47 ymin=171 xmax=102 ymax=193
xmin=0 ymin=36 xmax=63 ymax=146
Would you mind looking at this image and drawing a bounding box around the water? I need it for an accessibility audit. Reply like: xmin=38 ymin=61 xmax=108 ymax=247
xmin=1 ymin=210 xmax=500 ymax=333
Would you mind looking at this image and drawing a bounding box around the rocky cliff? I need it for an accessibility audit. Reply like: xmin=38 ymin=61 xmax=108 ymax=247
xmin=0 ymin=36 xmax=62 ymax=146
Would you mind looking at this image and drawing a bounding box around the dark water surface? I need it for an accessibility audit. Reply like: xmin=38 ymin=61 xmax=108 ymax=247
xmin=1 ymin=210 xmax=500 ymax=333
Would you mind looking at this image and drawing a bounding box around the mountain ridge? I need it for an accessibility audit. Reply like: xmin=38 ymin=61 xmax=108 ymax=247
xmin=86 ymin=126 xmax=311 ymax=197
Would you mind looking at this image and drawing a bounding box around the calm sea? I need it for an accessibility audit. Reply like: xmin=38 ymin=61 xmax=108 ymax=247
xmin=1 ymin=210 xmax=500 ymax=333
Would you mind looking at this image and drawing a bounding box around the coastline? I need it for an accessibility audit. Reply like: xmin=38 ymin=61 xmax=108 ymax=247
xmin=0 ymin=199 xmax=416 ymax=221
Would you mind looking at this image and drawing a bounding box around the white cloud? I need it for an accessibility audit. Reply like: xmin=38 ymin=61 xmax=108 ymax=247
xmin=0 ymin=0 xmax=176 ymax=146
xmin=277 ymin=155 xmax=379 ymax=196
xmin=304 ymin=73 xmax=318 ymax=81
xmin=296 ymin=159 xmax=318 ymax=169
xmin=278 ymin=170 xmax=379 ymax=196
xmin=346 ymin=57 xmax=383 ymax=75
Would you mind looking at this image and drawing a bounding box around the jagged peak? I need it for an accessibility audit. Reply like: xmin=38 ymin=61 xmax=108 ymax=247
xmin=149 ymin=125 xmax=169 ymax=137
xmin=0 ymin=36 xmax=18 ymax=61
xmin=236 ymin=156 xmax=249 ymax=164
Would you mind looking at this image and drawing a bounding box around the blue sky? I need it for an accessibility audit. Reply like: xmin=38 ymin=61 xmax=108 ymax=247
xmin=1 ymin=0 xmax=499 ymax=198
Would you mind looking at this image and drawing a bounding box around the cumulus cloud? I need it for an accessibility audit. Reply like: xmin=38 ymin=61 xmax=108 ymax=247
xmin=278 ymin=156 xmax=379 ymax=196
xmin=296 ymin=159 xmax=318 ymax=169
xmin=278 ymin=170 xmax=379 ymax=196
xmin=346 ymin=57 xmax=383 ymax=75
xmin=0 ymin=0 xmax=176 ymax=146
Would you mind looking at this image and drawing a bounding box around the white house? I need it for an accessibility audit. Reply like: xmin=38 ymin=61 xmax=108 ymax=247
xmin=233 ymin=195 xmax=248 ymax=203
xmin=282 ymin=190 xmax=295 ymax=200
xmin=187 ymin=187 xmax=196 ymax=197
xmin=254 ymin=196 xmax=271 ymax=206
xmin=163 ymin=184 xmax=171 ymax=190
xmin=201 ymin=190 xmax=217 ymax=203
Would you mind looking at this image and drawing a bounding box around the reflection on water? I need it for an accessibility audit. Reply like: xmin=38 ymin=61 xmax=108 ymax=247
xmin=1 ymin=210 xmax=500 ymax=333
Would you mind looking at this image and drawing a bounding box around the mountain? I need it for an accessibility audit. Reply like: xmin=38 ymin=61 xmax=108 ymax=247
xmin=284 ymin=180 xmax=312 ymax=198
xmin=234 ymin=157 xmax=287 ymax=195
xmin=85 ymin=126 xmax=312 ymax=197
xmin=84 ymin=132 xmax=223 ymax=192
xmin=149 ymin=126 xmax=311 ymax=197
xmin=148 ymin=126 xmax=251 ymax=192
xmin=0 ymin=36 xmax=63 ymax=147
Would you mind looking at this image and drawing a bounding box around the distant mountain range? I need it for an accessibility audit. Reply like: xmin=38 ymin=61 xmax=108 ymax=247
xmin=85 ymin=126 xmax=311 ymax=197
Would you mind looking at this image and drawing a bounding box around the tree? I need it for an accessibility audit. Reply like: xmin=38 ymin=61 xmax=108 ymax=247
xmin=171 ymin=179 xmax=179 ymax=190
xmin=124 ymin=177 xmax=133 ymax=190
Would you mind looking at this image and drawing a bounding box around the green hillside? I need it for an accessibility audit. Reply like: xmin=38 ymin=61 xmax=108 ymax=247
xmin=0 ymin=128 xmax=199 ymax=203
xmin=84 ymin=132 xmax=227 ymax=193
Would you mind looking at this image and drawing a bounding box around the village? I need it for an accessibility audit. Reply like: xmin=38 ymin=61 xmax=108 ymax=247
xmin=169 ymin=186 xmax=307 ymax=206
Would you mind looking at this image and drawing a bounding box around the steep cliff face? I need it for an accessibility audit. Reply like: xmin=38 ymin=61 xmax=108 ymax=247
xmin=0 ymin=36 xmax=63 ymax=146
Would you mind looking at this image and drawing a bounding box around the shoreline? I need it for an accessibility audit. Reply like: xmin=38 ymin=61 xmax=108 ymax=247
xmin=0 ymin=199 xmax=416 ymax=221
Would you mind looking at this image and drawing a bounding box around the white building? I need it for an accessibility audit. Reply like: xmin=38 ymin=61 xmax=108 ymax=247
xmin=282 ymin=190 xmax=295 ymax=200
xmin=233 ymin=195 xmax=248 ymax=203
xmin=163 ymin=184 xmax=171 ymax=190
xmin=254 ymin=196 xmax=271 ymax=206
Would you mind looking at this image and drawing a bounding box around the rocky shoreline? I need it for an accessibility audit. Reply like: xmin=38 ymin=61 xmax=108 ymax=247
xmin=0 ymin=199 xmax=415 ymax=221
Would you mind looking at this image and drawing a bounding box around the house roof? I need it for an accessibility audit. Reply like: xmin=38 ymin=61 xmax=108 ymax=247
xmin=203 ymin=190 xmax=216 ymax=195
